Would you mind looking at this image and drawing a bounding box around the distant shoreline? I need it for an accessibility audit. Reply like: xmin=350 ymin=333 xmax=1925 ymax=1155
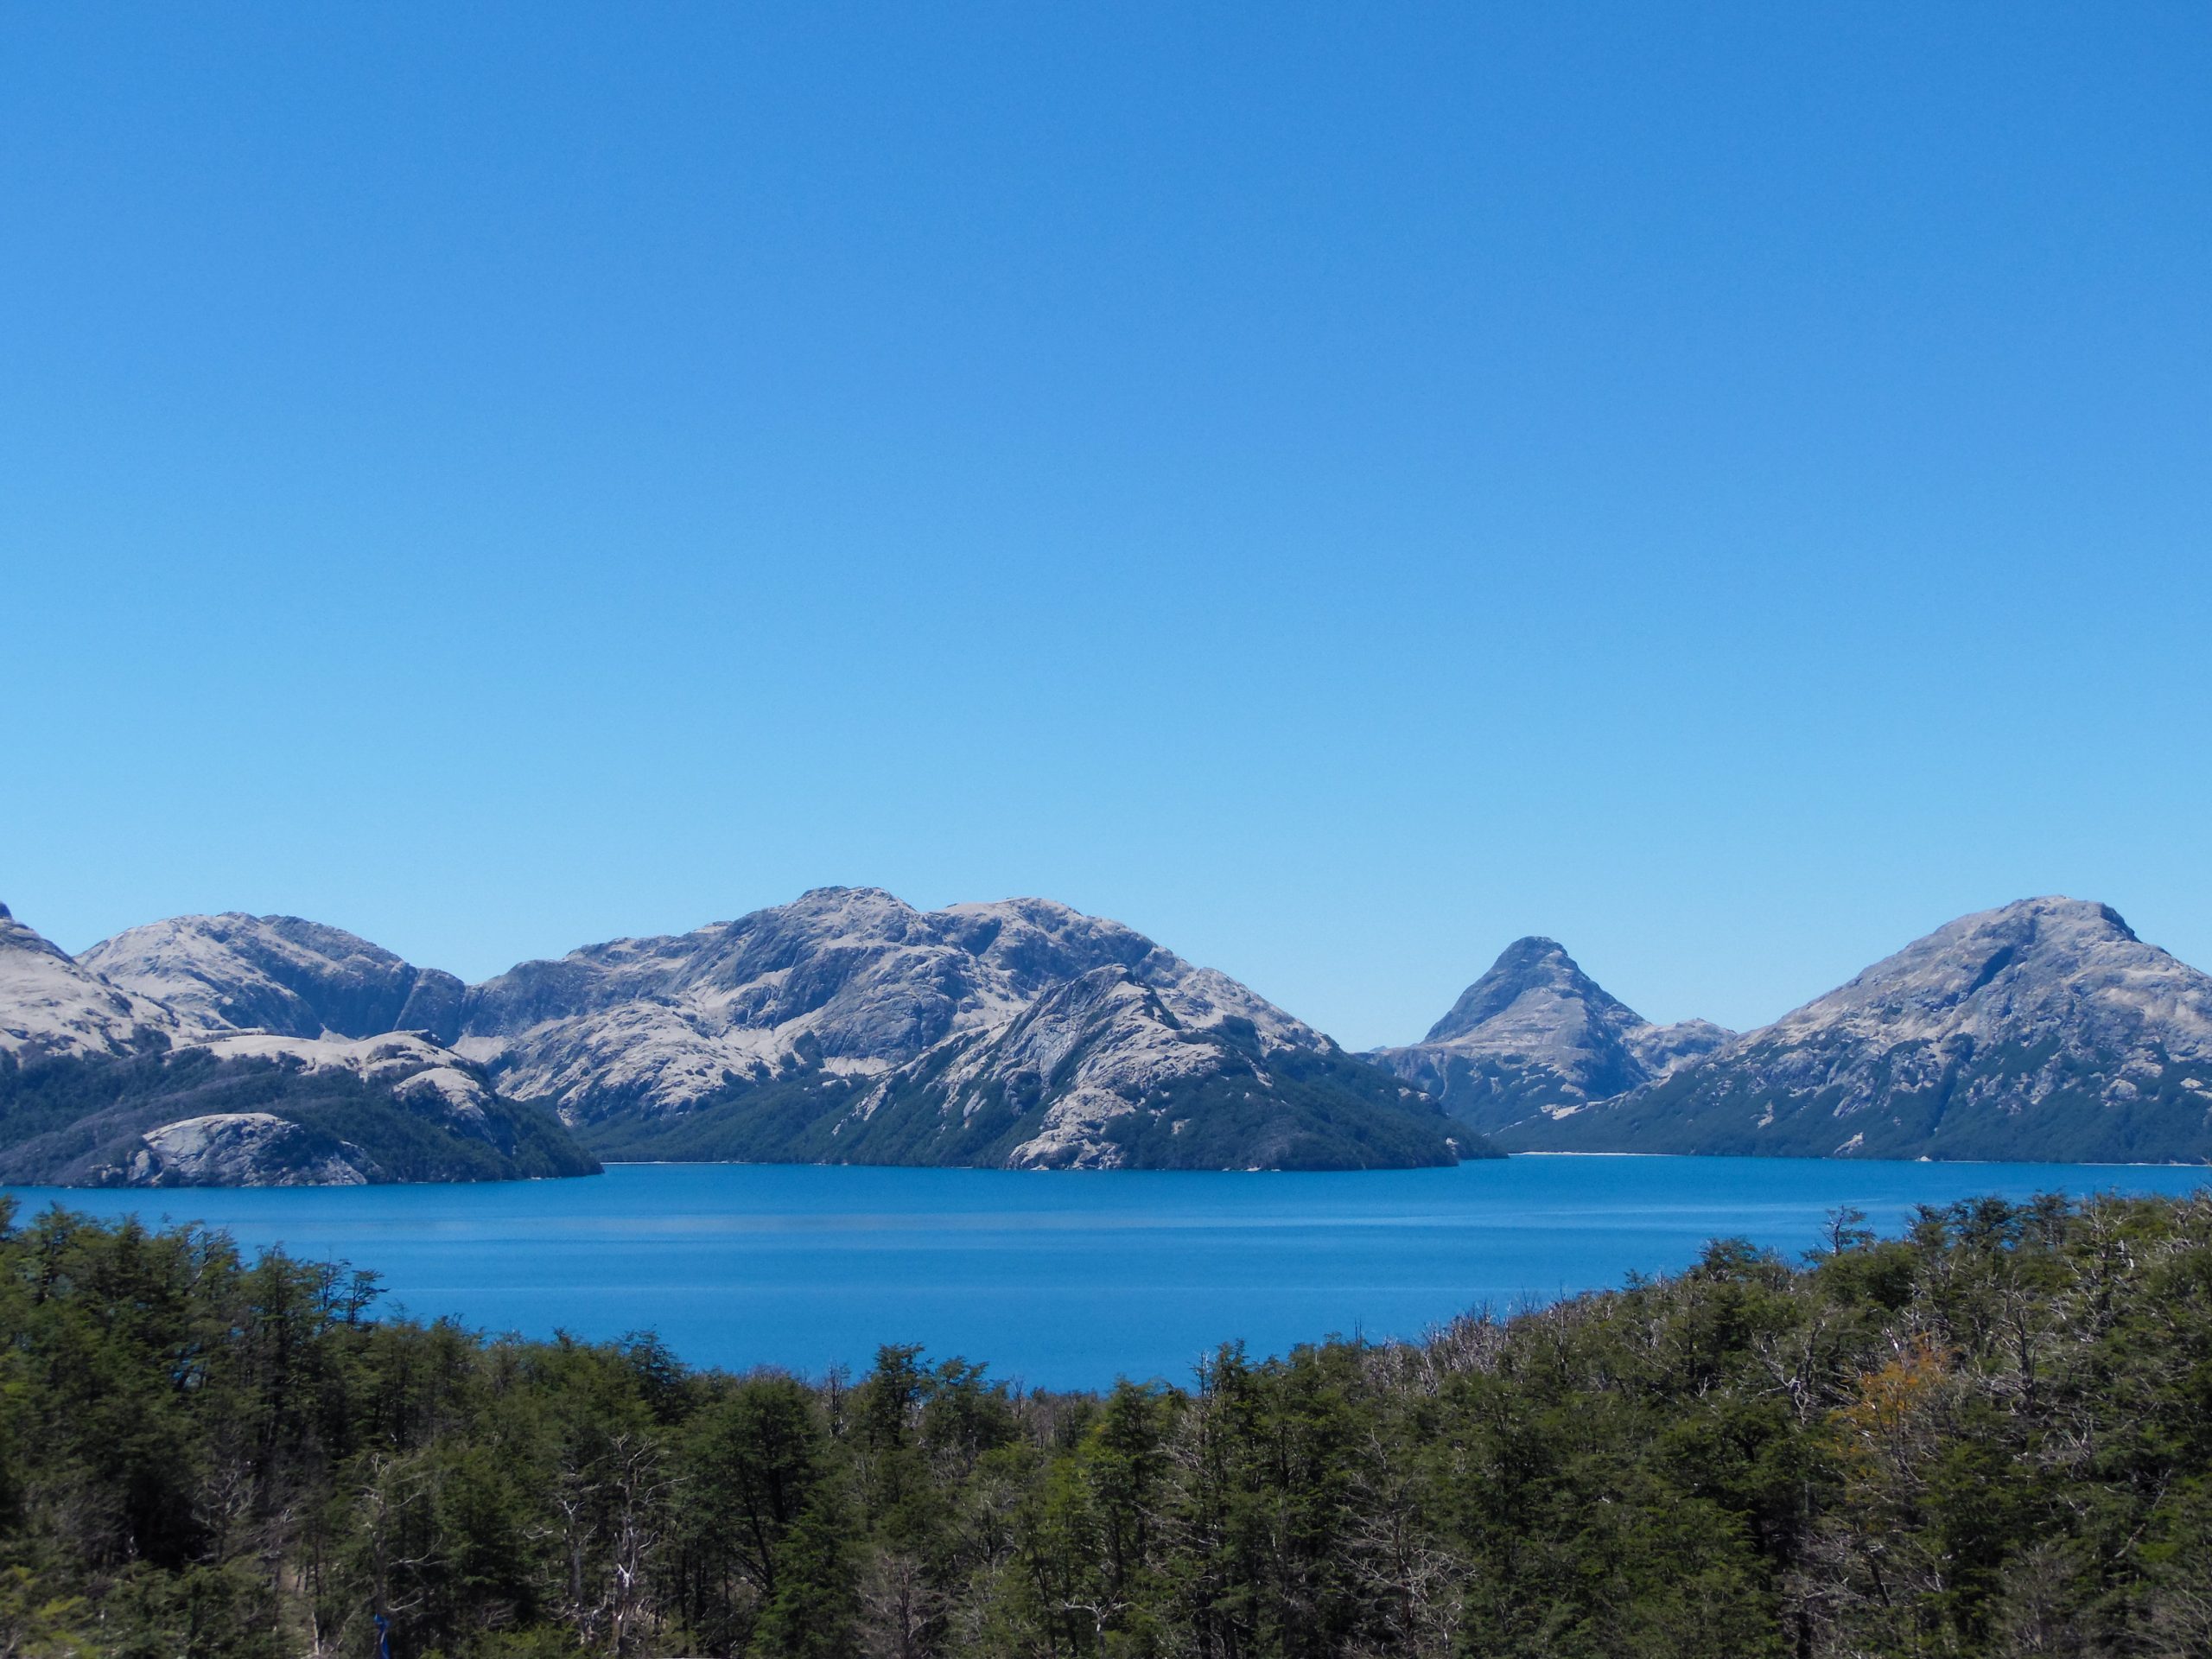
xmin=1508 ymin=1150 xmax=2209 ymax=1170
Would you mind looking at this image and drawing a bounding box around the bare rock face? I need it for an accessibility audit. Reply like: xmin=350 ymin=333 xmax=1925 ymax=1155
xmin=847 ymin=966 xmax=1262 ymax=1170
xmin=458 ymin=887 xmax=1325 ymax=1120
xmin=0 ymin=901 xmax=178 ymax=1059
xmin=124 ymin=1112 xmax=374 ymax=1186
xmin=191 ymin=1030 xmax=503 ymax=1123
xmin=82 ymin=914 xmax=465 ymax=1042
xmin=0 ymin=903 xmax=596 ymax=1186
xmin=23 ymin=888 xmax=1473 ymax=1171
xmin=461 ymin=888 xmax=1467 ymax=1170
xmin=1510 ymin=898 xmax=2212 ymax=1162
xmin=1364 ymin=938 xmax=1730 ymax=1133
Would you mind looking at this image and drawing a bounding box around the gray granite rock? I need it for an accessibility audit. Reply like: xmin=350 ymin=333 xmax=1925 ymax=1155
xmin=1363 ymin=938 xmax=1730 ymax=1133
xmin=0 ymin=903 xmax=595 ymax=1185
xmin=124 ymin=1112 xmax=374 ymax=1186
xmin=457 ymin=887 xmax=1325 ymax=1121
xmin=84 ymin=913 xmax=466 ymax=1042
xmin=1510 ymin=898 xmax=2212 ymax=1161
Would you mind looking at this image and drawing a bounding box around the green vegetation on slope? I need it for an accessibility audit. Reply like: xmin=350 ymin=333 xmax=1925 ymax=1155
xmin=0 ymin=1046 xmax=600 ymax=1185
xmin=5 ymin=1191 xmax=2212 ymax=1656
xmin=1400 ymin=1049 xmax=1599 ymax=1135
xmin=1501 ymin=1036 xmax=2212 ymax=1162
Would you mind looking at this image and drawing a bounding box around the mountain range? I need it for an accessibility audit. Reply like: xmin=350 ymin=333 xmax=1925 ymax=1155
xmin=5 ymin=887 xmax=2208 ymax=1185
xmin=446 ymin=887 xmax=1465 ymax=1171
xmin=2 ymin=889 xmax=1470 ymax=1185
xmin=0 ymin=902 xmax=591 ymax=1185
xmin=1377 ymin=897 xmax=2212 ymax=1164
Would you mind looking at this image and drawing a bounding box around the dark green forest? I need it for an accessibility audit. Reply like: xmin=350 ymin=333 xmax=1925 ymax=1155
xmin=3 ymin=1191 xmax=2211 ymax=1658
xmin=1497 ymin=1041 xmax=2212 ymax=1165
xmin=0 ymin=1049 xmax=599 ymax=1186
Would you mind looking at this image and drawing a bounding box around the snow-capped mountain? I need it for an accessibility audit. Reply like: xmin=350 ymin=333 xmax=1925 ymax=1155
xmin=0 ymin=903 xmax=594 ymax=1186
xmin=458 ymin=887 xmax=1464 ymax=1170
xmin=1509 ymin=898 xmax=2212 ymax=1161
xmin=1363 ymin=937 xmax=1731 ymax=1133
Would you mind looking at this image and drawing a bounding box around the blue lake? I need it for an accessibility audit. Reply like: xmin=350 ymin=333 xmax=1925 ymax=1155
xmin=7 ymin=1156 xmax=2206 ymax=1390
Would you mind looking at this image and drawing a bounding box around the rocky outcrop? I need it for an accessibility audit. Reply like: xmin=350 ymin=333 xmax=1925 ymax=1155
xmin=1510 ymin=898 xmax=2212 ymax=1162
xmin=455 ymin=887 xmax=1322 ymax=1120
xmin=452 ymin=887 xmax=1464 ymax=1169
xmin=83 ymin=913 xmax=466 ymax=1042
xmin=125 ymin=1112 xmax=374 ymax=1186
xmin=818 ymin=965 xmax=1470 ymax=1171
xmin=0 ymin=903 xmax=596 ymax=1186
xmin=873 ymin=968 xmax=1230 ymax=1169
xmin=1364 ymin=938 xmax=1730 ymax=1133
xmin=0 ymin=901 xmax=176 ymax=1060
xmin=192 ymin=1030 xmax=505 ymax=1121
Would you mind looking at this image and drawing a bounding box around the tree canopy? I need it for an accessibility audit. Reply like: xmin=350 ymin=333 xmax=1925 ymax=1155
xmin=2 ymin=1188 xmax=2209 ymax=1656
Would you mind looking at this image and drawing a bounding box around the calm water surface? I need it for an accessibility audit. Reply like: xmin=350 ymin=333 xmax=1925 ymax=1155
xmin=8 ymin=1156 xmax=2205 ymax=1389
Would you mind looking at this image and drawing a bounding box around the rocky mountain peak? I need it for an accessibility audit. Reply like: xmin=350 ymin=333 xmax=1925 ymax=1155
xmin=443 ymin=889 xmax=1463 ymax=1171
xmin=1768 ymin=895 xmax=2197 ymax=1053
xmin=82 ymin=913 xmax=466 ymax=1044
xmin=1365 ymin=936 xmax=1732 ymax=1133
xmin=2 ymin=905 xmax=68 ymax=964
xmin=1507 ymin=896 xmax=2212 ymax=1162
xmin=461 ymin=888 xmax=1322 ymax=1119
xmin=784 ymin=884 xmax=919 ymax=925
xmin=1422 ymin=937 xmax=1638 ymax=1045
xmin=0 ymin=905 xmax=179 ymax=1060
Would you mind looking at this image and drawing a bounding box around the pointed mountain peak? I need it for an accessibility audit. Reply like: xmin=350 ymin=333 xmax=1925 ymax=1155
xmin=1515 ymin=895 xmax=2212 ymax=1162
xmin=1423 ymin=936 xmax=1635 ymax=1045
xmin=1 ymin=904 xmax=74 ymax=964
xmin=1491 ymin=935 xmax=1575 ymax=973
xmin=1366 ymin=937 xmax=1730 ymax=1132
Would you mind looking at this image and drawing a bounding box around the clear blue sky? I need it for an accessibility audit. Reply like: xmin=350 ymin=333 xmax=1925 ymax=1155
xmin=4 ymin=4 xmax=2208 ymax=1050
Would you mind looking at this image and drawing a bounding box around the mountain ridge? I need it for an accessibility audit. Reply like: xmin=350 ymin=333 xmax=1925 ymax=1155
xmin=1502 ymin=897 xmax=2212 ymax=1161
xmin=0 ymin=905 xmax=596 ymax=1186
xmin=41 ymin=888 xmax=1471 ymax=1176
xmin=29 ymin=887 xmax=2211 ymax=1174
xmin=1363 ymin=936 xmax=1731 ymax=1132
xmin=82 ymin=912 xmax=467 ymax=1043
xmin=449 ymin=887 xmax=1466 ymax=1170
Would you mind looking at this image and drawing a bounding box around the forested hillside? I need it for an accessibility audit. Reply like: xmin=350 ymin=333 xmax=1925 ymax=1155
xmin=3 ymin=1191 xmax=2211 ymax=1657
xmin=0 ymin=1048 xmax=599 ymax=1186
